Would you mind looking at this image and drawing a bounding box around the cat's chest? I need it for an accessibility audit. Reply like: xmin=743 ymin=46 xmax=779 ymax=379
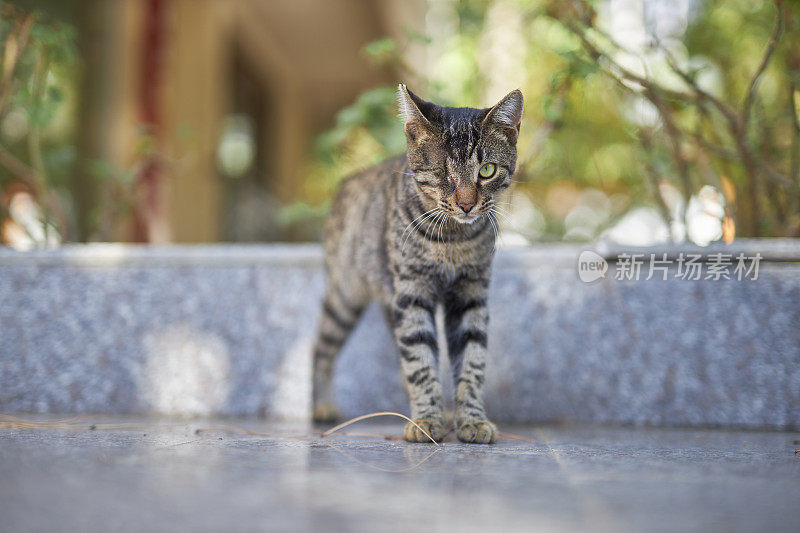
xmin=424 ymin=238 xmax=492 ymax=272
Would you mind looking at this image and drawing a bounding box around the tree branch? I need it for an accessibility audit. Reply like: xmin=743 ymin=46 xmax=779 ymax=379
xmin=0 ymin=143 xmax=37 ymax=187
xmin=0 ymin=10 xmax=36 ymax=117
xmin=663 ymin=52 xmax=740 ymax=130
xmin=552 ymin=4 xmax=793 ymax=238
xmin=637 ymin=130 xmax=674 ymax=239
xmin=789 ymin=82 xmax=800 ymax=188
xmin=563 ymin=21 xmax=692 ymax=102
xmin=647 ymin=88 xmax=692 ymax=202
xmin=742 ymin=1 xmax=785 ymax=133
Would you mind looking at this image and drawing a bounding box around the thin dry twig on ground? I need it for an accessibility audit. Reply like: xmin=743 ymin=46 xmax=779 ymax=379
xmin=322 ymin=412 xmax=442 ymax=447
xmin=0 ymin=413 xmax=85 ymax=429
xmin=2 ymin=412 xmax=538 ymax=448
xmin=323 ymin=431 xmax=406 ymax=440
xmin=498 ymin=431 xmax=537 ymax=444
xmin=0 ymin=414 xmax=171 ymax=433
xmin=194 ymin=425 xmax=281 ymax=438
xmin=194 ymin=424 xmax=314 ymax=440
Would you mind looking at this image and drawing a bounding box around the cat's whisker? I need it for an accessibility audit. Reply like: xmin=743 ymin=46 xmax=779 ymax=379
xmin=491 ymin=212 xmax=504 ymax=252
xmin=432 ymin=213 xmax=445 ymax=267
xmin=490 ymin=208 xmax=518 ymax=236
xmin=491 ymin=206 xmax=515 ymax=224
xmin=423 ymin=212 xmax=444 ymax=246
xmin=402 ymin=206 xmax=439 ymax=235
xmin=401 ymin=217 xmax=432 ymax=256
xmin=419 ymin=212 xmax=437 ymax=245
xmin=491 ymin=207 xmax=514 ymax=225
xmin=487 ymin=212 xmax=500 ymax=253
xmin=401 ymin=212 xmax=440 ymax=256
xmin=435 ymin=213 xmax=447 ymax=242
xmin=490 ymin=203 xmax=512 ymax=215
xmin=402 ymin=211 xmax=438 ymax=245
xmin=441 ymin=215 xmax=450 ymax=254
xmin=394 ymin=170 xmax=417 ymax=178
xmin=439 ymin=215 xmax=451 ymax=266
xmin=491 ymin=205 xmax=514 ymax=216
xmin=446 ymin=216 xmax=456 ymax=267
xmin=400 ymin=209 xmax=440 ymax=256
xmin=400 ymin=207 xmax=439 ymax=244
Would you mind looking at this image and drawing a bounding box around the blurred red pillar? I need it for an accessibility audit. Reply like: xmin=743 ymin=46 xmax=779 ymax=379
xmin=132 ymin=0 xmax=168 ymax=243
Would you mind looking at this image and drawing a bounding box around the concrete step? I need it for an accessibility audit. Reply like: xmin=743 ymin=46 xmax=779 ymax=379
xmin=1 ymin=241 xmax=798 ymax=428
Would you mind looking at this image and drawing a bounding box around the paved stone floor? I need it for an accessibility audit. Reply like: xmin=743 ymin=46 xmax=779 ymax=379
xmin=1 ymin=417 xmax=798 ymax=532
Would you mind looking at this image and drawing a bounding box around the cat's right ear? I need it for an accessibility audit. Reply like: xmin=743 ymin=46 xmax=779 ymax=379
xmin=398 ymin=84 xmax=439 ymax=147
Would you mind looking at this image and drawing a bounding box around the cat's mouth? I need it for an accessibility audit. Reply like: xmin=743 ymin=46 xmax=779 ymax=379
xmin=453 ymin=212 xmax=480 ymax=224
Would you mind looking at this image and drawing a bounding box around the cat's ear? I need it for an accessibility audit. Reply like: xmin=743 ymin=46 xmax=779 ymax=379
xmin=482 ymin=89 xmax=524 ymax=143
xmin=398 ymin=84 xmax=439 ymax=147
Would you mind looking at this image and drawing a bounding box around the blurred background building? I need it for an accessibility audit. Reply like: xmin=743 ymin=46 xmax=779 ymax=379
xmin=63 ymin=0 xmax=421 ymax=243
xmin=1 ymin=0 xmax=797 ymax=247
xmin=1 ymin=0 xmax=424 ymax=244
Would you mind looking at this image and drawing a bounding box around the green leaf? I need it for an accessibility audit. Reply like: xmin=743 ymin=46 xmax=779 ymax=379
xmin=403 ymin=28 xmax=432 ymax=45
xmin=46 ymin=85 xmax=64 ymax=103
xmin=89 ymin=160 xmax=117 ymax=181
xmin=362 ymin=38 xmax=397 ymax=65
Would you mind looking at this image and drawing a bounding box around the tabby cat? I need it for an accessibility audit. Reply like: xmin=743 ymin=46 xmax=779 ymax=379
xmin=312 ymin=84 xmax=523 ymax=444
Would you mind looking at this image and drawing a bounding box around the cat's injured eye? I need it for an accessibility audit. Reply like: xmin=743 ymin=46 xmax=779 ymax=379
xmin=478 ymin=163 xmax=496 ymax=179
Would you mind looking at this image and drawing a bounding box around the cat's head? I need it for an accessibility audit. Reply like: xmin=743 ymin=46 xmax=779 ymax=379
xmin=398 ymin=84 xmax=523 ymax=224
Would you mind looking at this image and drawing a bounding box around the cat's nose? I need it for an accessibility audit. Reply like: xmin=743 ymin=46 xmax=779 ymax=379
xmin=457 ymin=200 xmax=475 ymax=213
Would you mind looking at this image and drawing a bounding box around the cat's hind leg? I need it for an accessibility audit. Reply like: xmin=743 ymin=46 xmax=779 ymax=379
xmin=311 ymin=283 xmax=365 ymax=423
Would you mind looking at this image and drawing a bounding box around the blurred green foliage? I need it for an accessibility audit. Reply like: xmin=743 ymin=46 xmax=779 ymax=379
xmin=0 ymin=4 xmax=144 ymax=244
xmin=304 ymin=0 xmax=800 ymax=242
xmin=3 ymin=1 xmax=797 ymax=244
xmin=0 ymin=5 xmax=78 ymax=243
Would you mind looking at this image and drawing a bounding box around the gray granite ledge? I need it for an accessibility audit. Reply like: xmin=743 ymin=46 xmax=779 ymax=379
xmin=1 ymin=240 xmax=799 ymax=428
xmin=596 ymin=238 xmax=800 ymax=263
xmin=0 ymin=243 xmax=324 ymax=267
xmin=1 ymin=238 xmax=797 ymax=268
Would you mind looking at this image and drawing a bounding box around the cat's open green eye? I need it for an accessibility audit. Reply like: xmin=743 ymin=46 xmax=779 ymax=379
xmin=479 ymin=163 xmax=496 ymax=179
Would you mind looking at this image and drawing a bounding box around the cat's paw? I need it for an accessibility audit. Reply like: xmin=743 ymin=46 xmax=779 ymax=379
xmin=312 ymin=403 xmax=341 ymax=424
xmin=457 ymin=419 xmax=497 ymax=444
xmin=403 ymin=419 xmax=446 ymax=443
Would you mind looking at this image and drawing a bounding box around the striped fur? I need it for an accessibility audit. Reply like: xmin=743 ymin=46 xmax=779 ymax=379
xmin=312 ymin=86 xmax=523 ymax=444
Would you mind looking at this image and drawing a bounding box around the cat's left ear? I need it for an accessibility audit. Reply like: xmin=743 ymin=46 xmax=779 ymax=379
xmin=482 ymin=89 xmax=524 ymax=143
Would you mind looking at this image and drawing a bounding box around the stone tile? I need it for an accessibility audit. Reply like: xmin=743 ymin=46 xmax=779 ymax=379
xmin=0 ymin=418 xmax=798 ymax=532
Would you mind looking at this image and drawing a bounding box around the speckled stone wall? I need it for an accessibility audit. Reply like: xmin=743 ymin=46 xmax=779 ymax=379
xmin=1 ymin=241 xmax=799 ymax=428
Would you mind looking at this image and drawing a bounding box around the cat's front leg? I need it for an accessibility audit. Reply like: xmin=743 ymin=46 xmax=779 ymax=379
xmin=390 ymin=282 xmax=446 ymax=442
xmin=444 ymin=274 xmax=497 ymax=444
